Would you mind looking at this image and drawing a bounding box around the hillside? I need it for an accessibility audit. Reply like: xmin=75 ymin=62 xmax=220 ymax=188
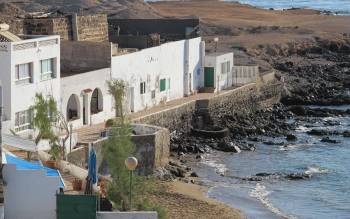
xmin=0 ymin=0 xmax=161 ymax=19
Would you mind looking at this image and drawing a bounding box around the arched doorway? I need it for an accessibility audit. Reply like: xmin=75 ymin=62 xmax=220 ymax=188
xmin=67 ymin=94 xmax=80 ymax=121
xmin=91 ymin=88 xmax=103 ymax=114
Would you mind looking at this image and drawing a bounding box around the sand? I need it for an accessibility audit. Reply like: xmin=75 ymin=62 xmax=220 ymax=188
xmin=149 ymin=180 xmax=243 ymax=219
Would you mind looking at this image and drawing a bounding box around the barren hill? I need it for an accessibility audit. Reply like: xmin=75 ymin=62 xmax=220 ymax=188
xmin=0 ymin=0 xmax=161 ymax=18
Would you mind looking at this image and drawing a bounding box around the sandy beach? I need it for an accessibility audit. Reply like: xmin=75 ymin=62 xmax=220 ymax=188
xmin=149 ymin=180 xmax=244 ymax=219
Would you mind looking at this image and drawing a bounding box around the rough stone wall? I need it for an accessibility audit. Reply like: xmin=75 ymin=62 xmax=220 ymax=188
xmin=67 ymin=126 xmax=170 ymax=175
xmin=77 ymin=14 xmax=108 ymax=42
xmin=52 ymin=18 xmax=73 ymax=40
xmin=132 ymin=101 xmax=197 ymax=133
xmin=23 ymin=14 xmax=108 ymax=42
xmin=132 ymin=78 xmax=282 ymax=131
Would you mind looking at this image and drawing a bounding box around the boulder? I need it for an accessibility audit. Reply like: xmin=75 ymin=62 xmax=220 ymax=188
xmin=321 ymin=137 xmax=340 ymax=144
xmin=286 ymin=134 xmax=297 ymax=141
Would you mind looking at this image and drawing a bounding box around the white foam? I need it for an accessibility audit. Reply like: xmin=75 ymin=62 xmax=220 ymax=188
xmin=296 ymin=125 xmax=311 ymax=132
xmin=250 ymin=183 xmax=298 ymax=219
xmin=305 ymin=166 xmax=329 ymax=175
xmin=201 ymin=155 xmax=228 ymax=175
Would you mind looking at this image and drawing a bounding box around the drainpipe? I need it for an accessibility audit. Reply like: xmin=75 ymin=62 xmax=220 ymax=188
xmin=72 ymin=13 xmax=79 ymax=41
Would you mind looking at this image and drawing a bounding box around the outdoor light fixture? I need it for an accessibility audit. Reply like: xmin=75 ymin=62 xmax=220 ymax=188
xmin=125 ymin=156 xmax=138 ymax=210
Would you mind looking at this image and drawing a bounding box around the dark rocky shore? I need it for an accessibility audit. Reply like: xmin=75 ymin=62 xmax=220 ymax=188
xmin=161 ymin=36 xmax=350 ymax=180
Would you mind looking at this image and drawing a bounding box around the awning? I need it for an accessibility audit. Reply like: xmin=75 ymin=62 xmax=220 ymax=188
xmin=2 ymin=133 xmax=37 ymax=152
xmin=4 ymin=153 xmax=65 ymax=188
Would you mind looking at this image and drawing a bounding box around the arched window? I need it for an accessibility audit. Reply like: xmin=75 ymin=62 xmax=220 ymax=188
xmin=67 ymin=94 xmax=80 ymax=121
xmin=91 ymin=88 xmax=103 ymax=114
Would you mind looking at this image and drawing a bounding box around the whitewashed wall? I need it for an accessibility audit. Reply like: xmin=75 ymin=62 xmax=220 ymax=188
xmin=0 ymin=36 xmax=61 ymax=135
xmin=111 ymin=37 xmax=203 ymax=113
xmin=60 ymin=68 xmax=114 ymax=129
xmin=204 ymin=52 xmax=234 ymax=92
xmin=233 ymin=65 xmax=259 ymax=85
xmin=2 ymin=164 xmax=61 ymax=219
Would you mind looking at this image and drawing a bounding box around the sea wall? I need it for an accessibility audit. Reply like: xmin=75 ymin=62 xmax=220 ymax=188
xmin=133 ymin=72 xmax=282 ymax=132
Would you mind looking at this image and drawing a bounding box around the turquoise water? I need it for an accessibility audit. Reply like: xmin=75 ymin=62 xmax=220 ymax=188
xmin=227 ymin=0 xmax=350 ymax=15
xmin=195 ymin=106 xmax=350 ymax=219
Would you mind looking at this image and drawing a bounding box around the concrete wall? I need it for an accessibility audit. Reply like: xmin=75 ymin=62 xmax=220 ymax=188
xmin=61 ymin=41 xmax=111 ymax=74
xmin=60 ymin=68 xmax=114 ymax=129
xmin=111 ymin=37 xmax=203 ymax=113
xmin=0 ymin=35 xmax=61 ymax=135
xmin=97 ymin=212 xmax=157 ymax=219
xmin=108 ymin=18 xmax=199 ymax=40
xmin=233 ymin=65 xmax=259 ymax=85
xmin=204 ymin=52 xmax=234 ymax=92
xmin=3 ymin=164 xmax=61 ymax=219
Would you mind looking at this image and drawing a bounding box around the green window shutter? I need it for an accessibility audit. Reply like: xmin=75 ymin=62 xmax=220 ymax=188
xmin=160 ymin=79 xmax=166 ymax=91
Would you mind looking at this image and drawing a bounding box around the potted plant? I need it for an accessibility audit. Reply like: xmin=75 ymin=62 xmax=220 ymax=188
xmin=46 ymin=140 xmax=62 ymax=169
xmin=105 ymin=119 xmax=115 ymax=128
xmin=73 ymin=178 xmax=83 ymax=191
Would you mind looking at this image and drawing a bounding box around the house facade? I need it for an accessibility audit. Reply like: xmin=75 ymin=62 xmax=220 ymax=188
xmin=0 ymin=31 xmax=61 ymax=135
xmin=111 ymin=37 xmax=204 ymax=113
xmin=204 ymin=52 xmax=234 ymax=92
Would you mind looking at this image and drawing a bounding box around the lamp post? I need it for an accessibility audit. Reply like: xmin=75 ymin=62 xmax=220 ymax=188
xmin=124 ymin=156 xmax=138 ymax=210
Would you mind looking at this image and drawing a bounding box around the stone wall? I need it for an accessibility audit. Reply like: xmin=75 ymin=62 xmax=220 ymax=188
xmin=76 ymin=14 xmax=108 ymax=42
xmin=67 ymin=124 xmax=170 ymax=175
xmin=132 ymin=77 xmax=282 ymax=132
xmin=23 ymin=14 xmax=108 ymax=42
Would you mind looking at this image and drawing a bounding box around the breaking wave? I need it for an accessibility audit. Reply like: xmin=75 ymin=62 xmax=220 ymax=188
xmin=250 ymin=183 xmax=298 ymax=219
xmin=201 ymin=155 xmax=228 ymax=175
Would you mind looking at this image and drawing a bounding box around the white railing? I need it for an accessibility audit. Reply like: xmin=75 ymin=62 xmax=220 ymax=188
xmin=12 ymin=36 xmax=59 ymax=51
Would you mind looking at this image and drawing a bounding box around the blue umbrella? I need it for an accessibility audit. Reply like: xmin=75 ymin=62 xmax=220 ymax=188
xmin=88 ymin=147 xmax=97 ymax=184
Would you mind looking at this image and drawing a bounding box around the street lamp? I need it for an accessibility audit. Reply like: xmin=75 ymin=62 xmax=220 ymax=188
xmin=125 ymin=156 xmax=138 ymax=210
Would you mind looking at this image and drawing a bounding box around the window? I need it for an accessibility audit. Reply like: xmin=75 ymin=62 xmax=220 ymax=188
xmin=166 ymin=78 xmax=170 ymax=90
xmin=140 ymin=82 xmax=146 ymax=94
xmin=15 ymin=63 xmax=32 ymax=85
xmin=221 ymin=61 xmax=231 ymax=74
xmin=160 ymin=79 xmax=166 ymax=92
xmin=40 ymin=58 xmax=55 ymax=81
xmin=151 ymin=90 xmax=156 ymax=99
xmin=15 ymin=109 xmax=32 ymax=132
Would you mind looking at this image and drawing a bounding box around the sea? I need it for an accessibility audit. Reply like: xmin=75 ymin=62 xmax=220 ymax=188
xmin=227 ymin=0 xmax=350 ymax=15
xmin=193 ymin=105 xmax=350 ymax=219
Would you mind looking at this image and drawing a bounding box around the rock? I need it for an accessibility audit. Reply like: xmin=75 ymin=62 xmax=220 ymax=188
xmin=286 ymin=134 xmax=297 ymax=141
xmin=190 ymin=172 xmax=199 ymax=177
xmin=343 ymin=130 xmax=350 ymax=137
xmin=307 ymin=129 xmax=329 ymax=136
xmin=321 ymin=137 xmax=340 ymax=144
xmin=195 ymin=155 xmax=203 ymax=160
xmin=285 ymin=173 xmax=311 ymax=180
xmin=288 ymin=105 xmax=306 ymax=116
xmin=217 ymin=141 xmax=241 ymax=153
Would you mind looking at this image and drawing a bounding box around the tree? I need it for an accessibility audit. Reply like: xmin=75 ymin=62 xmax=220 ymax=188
xmin=106 ymin=79 xmax=126 ymax=120
xmin=31 ymin=93 xmax=57 ymax=145
xmin=31 ymin=93 xmax=69 ymax=161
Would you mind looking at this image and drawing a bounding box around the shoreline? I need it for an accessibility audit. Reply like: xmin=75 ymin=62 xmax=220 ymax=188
xmin=150 ymin=180 xmax=244 ymax=219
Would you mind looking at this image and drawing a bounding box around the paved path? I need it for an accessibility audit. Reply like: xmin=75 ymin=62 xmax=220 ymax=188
xmin=76 ymin=86 xmax=241 ymax=144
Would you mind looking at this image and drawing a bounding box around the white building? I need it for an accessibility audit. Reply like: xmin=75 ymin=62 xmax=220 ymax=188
xmin=204 ymin=52 xmax=234 ymax=92
xmin=233 ymin=65 xmax=259 ymax=85
xmin=0 ymin=26 xmax=60 ymax=135
xmin=111 ymin=37 xmax=204 ymax=113
xmin=60 ymin=68 xmax=114 ymax=128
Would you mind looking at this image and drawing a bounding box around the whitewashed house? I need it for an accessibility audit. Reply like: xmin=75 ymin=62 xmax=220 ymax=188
xmin=204 ymin=52 xmax=234 ymax=92
xmin=0 ymin=25 xmax=60 ymax=135
xmin=60 ymin=68 xmax=114 ymax=128
xmin=111 ymin=37 xmax=205 ymax=113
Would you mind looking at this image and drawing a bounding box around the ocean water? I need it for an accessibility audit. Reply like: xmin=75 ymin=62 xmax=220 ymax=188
xmin=227 ymin=0 xmax=350 ymax=15
xmin=195 ymin=106 xmax=350 ymax=219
